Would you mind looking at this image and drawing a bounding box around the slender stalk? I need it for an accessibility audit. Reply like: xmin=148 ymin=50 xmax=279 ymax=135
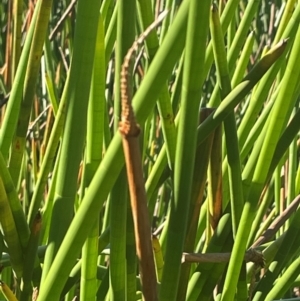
xmin=210 ymin=3 xmax=243 ymax=235
xmin=9 ymin=0 xmax=53 ymax=185
xmin=39 ymin=0 xmax=101 ymax=293
xmin=231 ymin=31 xmax=255 ymax=88
xmin=11 ymin=0 xmax=22 ymax=79
xmin=80 ymin=13 xmax=106 ymax=301
xmin=176 ymin=109 xmax=214 ymax=301
xmin=109 ymin=171 xmax=128 ymax=301
xmin=109 ymin=1 xmax=136 ymax=299
xmin=160 ymin=1 xmax=210 ymax=300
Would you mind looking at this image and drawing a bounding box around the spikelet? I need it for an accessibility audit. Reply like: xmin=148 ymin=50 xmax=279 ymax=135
xmin=119 ymin=11 xmax=168 ymax=136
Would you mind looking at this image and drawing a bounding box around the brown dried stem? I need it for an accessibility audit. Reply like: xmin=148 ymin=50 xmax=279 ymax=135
xmin=251 ymin=194 xmax=300 ymax=248
xmin=182 ymin=248 xmax=264 ymax=267
xmin=49 ymin=0 xmax=77 ymax=41
xmin=118 ymin=11 xmax=168 ymax=301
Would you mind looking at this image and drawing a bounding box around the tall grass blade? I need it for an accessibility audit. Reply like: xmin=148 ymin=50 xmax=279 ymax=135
xmin=159 ymin=1 xmax=210 ymax=300
xmin=39 ymin=0 xmax=101 ymax=297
